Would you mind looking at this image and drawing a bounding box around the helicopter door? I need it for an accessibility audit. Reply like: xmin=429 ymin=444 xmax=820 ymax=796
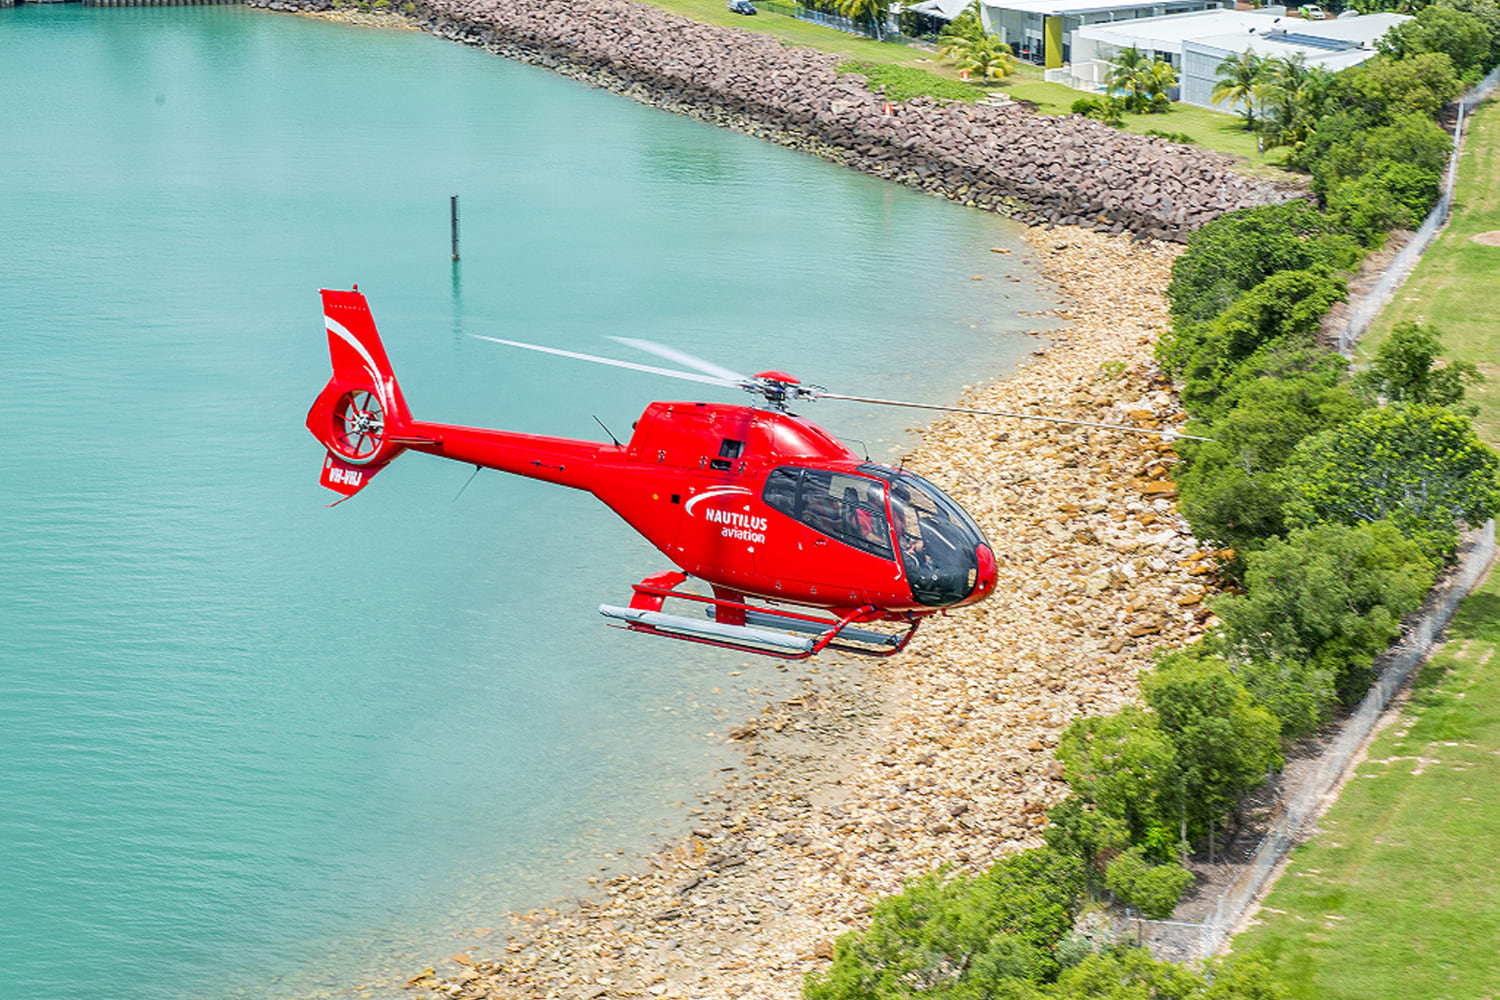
xmin=761 ymin=467 xmax=893 ymax=599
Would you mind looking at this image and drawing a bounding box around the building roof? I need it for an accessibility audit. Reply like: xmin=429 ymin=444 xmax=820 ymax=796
xmin=980 ymin=0 xmax=1207 ymax=16
xmin=1075 ymin=7 xmax=1407 ymax=58
xmin=908 ymin=0 xmax=975 ymax=19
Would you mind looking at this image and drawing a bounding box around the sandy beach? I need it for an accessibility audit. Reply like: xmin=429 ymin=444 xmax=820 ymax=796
xmin=401 ymin=225 xmax=1221 ymax=1000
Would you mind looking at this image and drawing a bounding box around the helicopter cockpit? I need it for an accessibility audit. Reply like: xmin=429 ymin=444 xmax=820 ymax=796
xmin=762 ymin=464 xmax=991 ymax=607
xmin=876 ymin=468 xmax=989 ymax=607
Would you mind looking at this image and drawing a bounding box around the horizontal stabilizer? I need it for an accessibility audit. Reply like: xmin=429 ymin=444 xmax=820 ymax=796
xmin=319 ymin=450 xmax=383 ymax=499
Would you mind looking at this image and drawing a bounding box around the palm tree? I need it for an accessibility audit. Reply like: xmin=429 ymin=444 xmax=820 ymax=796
xmin=834 ymin=0 xmax=890 ymax=39
xmin=938 ymin=0 xmax=986 ymax=44
xmin=1106 ymin=45 xmax=1152 ymax=112
xmin=1260 ymin=53 xmax=1308 ymax=142
xmin=941 ymin=32 xmax=1019 ymax=81
xmin=1143 ymin=58 xmax=1178 ymax=108
xmin=1211 ymin=50 xmax=1266 ymax=130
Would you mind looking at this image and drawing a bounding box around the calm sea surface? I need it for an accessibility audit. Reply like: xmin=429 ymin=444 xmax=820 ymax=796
xmin=0 ymin=7 xmax=1057 ymax=998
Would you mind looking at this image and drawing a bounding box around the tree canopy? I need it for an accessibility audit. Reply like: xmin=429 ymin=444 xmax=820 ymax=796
xmin=1284 ymin=403 xmax=1500 ymax=556
xmin=1354 ymin=320 xmax=1484 ymax=408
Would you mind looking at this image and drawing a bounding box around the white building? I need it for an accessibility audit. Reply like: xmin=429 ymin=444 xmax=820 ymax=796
xmin=1067 ymin=8 xmax=1408 ymax=107
xmin=970 ymin=0 xmax=1233 ymax=69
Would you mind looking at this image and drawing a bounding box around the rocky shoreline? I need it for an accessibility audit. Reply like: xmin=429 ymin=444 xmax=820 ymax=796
xmin=250 ymin=0 xmax=1298 ymax=240
xmin=392 ymin=225 xmax=1219 ymax=1000
xmin=250 ymin=4 xmax=1236 ymax=993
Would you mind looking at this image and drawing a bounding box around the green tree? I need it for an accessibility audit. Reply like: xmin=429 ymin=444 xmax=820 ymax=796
xmin=1163 ymin=202 xmax=1359 ymax=326
xmin=1174 ymin=269 xmax=1348 ymax=417
xmin=1106 ymin=46 xmax=1151 ymax=111
xmin=1211 ymin=50 xmax=1266 ymax=129
xmin=1056 ymin=707 xmax=1180 ymax=843
xmin=1143 ymin=58 xmax=1179 ymax=110
xmin=940 ymin=31 xmax=1019 ymax=80
xmin=803 ymin=848 xmax=1084 ymax=1000
xmin=1309 ymin=111 xmax=1452 ymax=201
xmin=1143 ymin=652 xmax=1282 ymax=839
xmin=834 ymin=0 xmax=891 ymax=38
xmin=938 ymin=0 xmax=986 ymax=42
xmin=1043 ymin=796 xmax=1131 ymax=893
xmin=1104 ymin=847 xmax=1196 ymax=919
xmin=1213 ymin=520 xmax=1436 ymax=701
xmin=1436 ymin=0 xmax=1500 ymax=69
xmin=1329 ymin=52 xmax=1462 ymax=123
xmin=1325 ymin=159 xmax=1444 ymax=244
xmin=1377 ymin=3 xmax=1491 ymax=76
xmin=1284 ymin=404 xmax=1500 ymax=556
xmin=1232 ymin=653 xmax=1337 ymax=739
xmin=1176 ymin=373 xmax=1365 ymax=555
xmin=1258 ymin=53 xmax=1315 ymax=148
xmin=1354 ymin=320 xmax=1484 ymax=408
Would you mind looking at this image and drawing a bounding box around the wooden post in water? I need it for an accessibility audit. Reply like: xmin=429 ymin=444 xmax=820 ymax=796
xmin=450 ymin=194 xmax=460 ymax=262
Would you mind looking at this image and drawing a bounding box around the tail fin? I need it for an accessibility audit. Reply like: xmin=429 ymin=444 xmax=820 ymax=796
xmin=306 ymin=288 xmax=415 ymax=500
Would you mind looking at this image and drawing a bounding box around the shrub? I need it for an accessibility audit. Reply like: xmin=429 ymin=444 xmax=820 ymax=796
xmin=1104 ymin=848 xmax=1196 ymax=919
xmin=1325 ymin=159 xmax=1443 ymax=245
xmin=803 ymin=848 xmax=1084 ymax=999
xmin=1145 ymin=128 xmax=1196 ymax=143
xmin=1164 ymin=203 xmax=1359 ymax=327
xmin=1213 ymin=520 xmax=1436 ymax=702
xmin=1285 ymin=404 xmax=1500 ymax=557
xmin=1174 ymin=269 xmax=1348 ymax=418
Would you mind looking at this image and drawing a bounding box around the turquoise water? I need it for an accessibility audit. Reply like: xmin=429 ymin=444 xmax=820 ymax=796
xmin=0 ymin=7 xmax=1055 ymax=999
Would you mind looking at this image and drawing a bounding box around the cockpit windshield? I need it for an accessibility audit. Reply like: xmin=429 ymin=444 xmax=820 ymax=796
xmin=867 ymin=466 xmax=988 ymax=607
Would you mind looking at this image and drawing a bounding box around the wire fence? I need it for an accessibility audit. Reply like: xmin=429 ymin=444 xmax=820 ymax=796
xmin=1338 ymin=64 xmax=1500 ymax=355
xmin=750 ymin=0 xmax=911 ymax=42
xmin=1133 ymin=520 xmax=1497 ymax=961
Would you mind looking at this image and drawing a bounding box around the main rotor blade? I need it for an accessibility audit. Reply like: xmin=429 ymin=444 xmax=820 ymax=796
xmin=472 ymin=336 xmax=740 ymax=388
xmin=815 ymin=392 xmax=1214 ymax=442
xmin=609 ymin=337 xmax=750 ymax=385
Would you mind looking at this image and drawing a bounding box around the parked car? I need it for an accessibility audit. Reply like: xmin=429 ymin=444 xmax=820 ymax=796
xmin=1300 ymin=4 xmax=1329 ymax=18
xmin=727 ymin=0 xmax=757 ymax=13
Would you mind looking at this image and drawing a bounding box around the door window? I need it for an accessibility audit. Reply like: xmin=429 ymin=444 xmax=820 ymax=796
xmin=762 ymin=467 xmax=892 ymax=558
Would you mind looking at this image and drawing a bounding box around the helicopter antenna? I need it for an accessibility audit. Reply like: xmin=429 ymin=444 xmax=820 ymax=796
xmin=843 ymin=437 xmax=871 ymax=461
xmin=593 ymin=415 xmax=623 ymax=447
xmin=811 ymin=391 xmax=1212 ymax=442
xmin=452 ymin=464 xmax=482 ymax=503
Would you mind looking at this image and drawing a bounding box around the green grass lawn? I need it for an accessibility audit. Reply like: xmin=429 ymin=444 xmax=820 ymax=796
xmin=639 ymin=0 xmax=944 ymax=65
xmin=1358 ymin=96 xmax=1500 ymax=446
xmin=1231 ymin=566 xmax=1500 ymax=1000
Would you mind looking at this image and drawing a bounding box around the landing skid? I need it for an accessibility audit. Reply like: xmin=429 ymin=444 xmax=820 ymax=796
xmin=599 ymin=572 xmax=921 ymax=660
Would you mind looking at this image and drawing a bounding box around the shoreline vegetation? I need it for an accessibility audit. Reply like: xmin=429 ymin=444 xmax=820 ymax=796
xmin=401 ymin=228 xmax=1213 ymax=999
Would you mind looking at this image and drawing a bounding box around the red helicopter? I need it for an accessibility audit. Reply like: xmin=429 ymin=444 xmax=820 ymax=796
xmin=306 ymin=288 xmax=1191 ymax=659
